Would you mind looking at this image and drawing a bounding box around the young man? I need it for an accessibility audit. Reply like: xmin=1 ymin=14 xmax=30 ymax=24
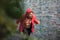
xmin=16 ymin=8 xmax=40 ymax=35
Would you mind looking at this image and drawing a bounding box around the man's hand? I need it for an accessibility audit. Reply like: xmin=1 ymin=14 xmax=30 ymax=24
xmin=37 ymin=20 xmax=40 ymax=24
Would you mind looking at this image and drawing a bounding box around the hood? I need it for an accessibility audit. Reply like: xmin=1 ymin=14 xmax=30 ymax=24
xmin=26 ymin=8 xmax=33 ymax=15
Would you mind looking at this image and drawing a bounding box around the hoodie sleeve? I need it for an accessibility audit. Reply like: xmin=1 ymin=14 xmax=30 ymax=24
xmin=33 ymin=15 xmax=38 ymax=24
xmin=16 ymin=19 xmax=19 ymax=24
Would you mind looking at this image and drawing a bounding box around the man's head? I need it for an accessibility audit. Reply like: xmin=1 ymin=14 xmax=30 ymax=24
xmin=26 ymin=8 xmax=33 ymax=19
xmin=27 ymin=12 xmax=33 ymax=19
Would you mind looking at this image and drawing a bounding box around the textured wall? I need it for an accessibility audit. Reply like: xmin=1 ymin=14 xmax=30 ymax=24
xmin=23 ymin=0 xmax=60 ymax=40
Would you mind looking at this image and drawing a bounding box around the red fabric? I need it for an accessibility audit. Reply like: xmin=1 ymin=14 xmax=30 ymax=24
xmin=16 ymin=8 xmax=38 ymax=33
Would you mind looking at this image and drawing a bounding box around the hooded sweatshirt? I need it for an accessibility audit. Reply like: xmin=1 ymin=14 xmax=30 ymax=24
xmin=16 ymin=8 xmax=39 ymax=33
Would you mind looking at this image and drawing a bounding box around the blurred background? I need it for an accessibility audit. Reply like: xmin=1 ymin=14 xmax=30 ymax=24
xmin=0 ymin=0 xmax=60 ymax=40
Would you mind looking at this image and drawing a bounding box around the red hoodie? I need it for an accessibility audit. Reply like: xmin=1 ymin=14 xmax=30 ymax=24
xmin=16 ymin=8 xmax=39 ymax=33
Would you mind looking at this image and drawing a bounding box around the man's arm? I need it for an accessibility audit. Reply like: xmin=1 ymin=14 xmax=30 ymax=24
xmin=16 ymin=19 xmax=20 ymax=24
xmin=34 ymin=16 xmax=40 ymax=24
xmin=34 ymin=19 xmax=40 ymax=24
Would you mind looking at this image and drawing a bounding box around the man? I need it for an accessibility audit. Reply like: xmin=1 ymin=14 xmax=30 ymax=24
xmin=16 ymin=8 xmax=40 ymax=35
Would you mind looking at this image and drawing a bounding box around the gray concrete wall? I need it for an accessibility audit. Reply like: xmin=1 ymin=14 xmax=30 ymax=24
xmin=23 ymin=0 xmax=60 ymax=40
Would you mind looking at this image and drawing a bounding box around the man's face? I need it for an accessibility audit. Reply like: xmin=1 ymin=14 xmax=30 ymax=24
xmin=27 ymin=12 xmax=33 ymax=19
xmin=29 ymin=12 xmax=33 ymax=17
